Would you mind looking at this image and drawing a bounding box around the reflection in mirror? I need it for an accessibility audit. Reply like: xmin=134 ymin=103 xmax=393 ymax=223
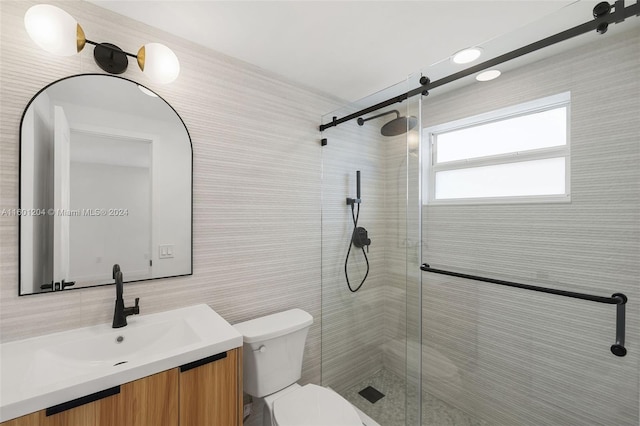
xmin=20 ymin=74 xmax=192 ymax=295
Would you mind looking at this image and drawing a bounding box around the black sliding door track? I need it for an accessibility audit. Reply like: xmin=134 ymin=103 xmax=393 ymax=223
xmin=319 ymin=0 xmax=639 ymax=132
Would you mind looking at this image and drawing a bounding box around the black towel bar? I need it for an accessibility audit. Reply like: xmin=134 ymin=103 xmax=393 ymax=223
xmin=420 ymin=263 xmax=627 ymax=357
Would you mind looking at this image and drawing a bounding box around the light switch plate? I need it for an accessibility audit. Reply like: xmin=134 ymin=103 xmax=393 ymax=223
xmin=159 ymin=244 xmax=174 ymax=259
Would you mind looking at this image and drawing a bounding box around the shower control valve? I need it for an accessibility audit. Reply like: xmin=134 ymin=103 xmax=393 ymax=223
xmin=346 ymin=197 xmax=361 ymax=205
xmin=353 ymin=227 xmax=371 ymax=250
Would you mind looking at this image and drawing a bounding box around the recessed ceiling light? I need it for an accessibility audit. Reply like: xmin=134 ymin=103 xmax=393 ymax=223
xmin=476 ymin=70 xmax=501 ymax=81
xmin=451 ymin=47 xmax=482 ymax=64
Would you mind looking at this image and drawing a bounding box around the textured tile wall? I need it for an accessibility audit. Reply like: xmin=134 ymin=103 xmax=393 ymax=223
xmin=319 ymin=78 xmax=422 ymax=403
xmin=319 ymin=108 xmax=389 ymax=393
xmin=420 ymin=26 xmax=640 ymax=425
xmin=0 ymin=4 xmax=342 ymax=425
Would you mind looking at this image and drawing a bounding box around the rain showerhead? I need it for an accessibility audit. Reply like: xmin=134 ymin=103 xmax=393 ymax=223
xmin=381 ymin=115 xmax=418 ymax=137
xmin=357 ymin=110 xmax=417 ymax=137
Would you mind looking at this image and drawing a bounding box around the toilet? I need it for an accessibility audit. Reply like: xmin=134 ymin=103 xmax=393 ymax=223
xmin=234 ymin=309 xmax=363 ymax=426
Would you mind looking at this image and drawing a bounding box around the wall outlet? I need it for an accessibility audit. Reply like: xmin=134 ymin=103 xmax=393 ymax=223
xmin=243 ymin=403 xmax=252 ymax=419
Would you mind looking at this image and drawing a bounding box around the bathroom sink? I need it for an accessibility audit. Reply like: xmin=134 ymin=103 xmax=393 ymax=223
xmin=0 ymin=304 xmax=242 ymax=423
xmin=40 ymin=315 xmax=200 ymax=369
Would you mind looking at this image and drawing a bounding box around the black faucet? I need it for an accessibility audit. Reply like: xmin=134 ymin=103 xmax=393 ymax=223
xmin=112 ymin=264 xmax=140 ymax=328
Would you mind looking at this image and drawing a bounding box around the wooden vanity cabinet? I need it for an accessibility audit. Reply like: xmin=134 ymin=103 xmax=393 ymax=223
xmin=0 ymin=413 xmax=39 ymax=426
xmin=1 ymin=348 xmax=241 ymax=426
xmin=40 ymin=368 xmax=178 ymax=426
xmin=179 ymin=348 xmax=242 ymax=425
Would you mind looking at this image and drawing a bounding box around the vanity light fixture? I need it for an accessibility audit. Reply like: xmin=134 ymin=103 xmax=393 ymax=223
xmin=24 ymin=4 xmax=180 ymax=84
xmin=451 ymin=47 xmax=482 ymax=64
xmin=476 ymin=69 xmax=501 ymax=82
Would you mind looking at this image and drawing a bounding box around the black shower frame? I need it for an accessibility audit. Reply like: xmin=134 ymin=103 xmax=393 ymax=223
xmin=318 ymin=0 xmax=639 ymax=132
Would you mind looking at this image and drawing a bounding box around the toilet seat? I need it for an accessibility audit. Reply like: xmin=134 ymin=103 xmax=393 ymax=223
xmin=273 ymin=384 xmax=362 ymax=426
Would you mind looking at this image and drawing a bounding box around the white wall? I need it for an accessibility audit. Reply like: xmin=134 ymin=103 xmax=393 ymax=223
xmin=58 ymin=100 xmax=191 ymax=281
xmin=20 ymin=106 xmax=36 ymax=294
xmin=70 ymin=161 xmax=151 ymax=283
xmin=20 ymin=91 xmax=54 ymax=294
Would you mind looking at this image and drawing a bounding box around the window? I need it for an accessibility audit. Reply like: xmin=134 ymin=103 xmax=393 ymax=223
xmin=424 ymin=92 xmax=570 ymax=204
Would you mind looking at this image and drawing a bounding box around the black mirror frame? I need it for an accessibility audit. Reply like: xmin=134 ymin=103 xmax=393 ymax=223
xmin=18 ymin=73 xmax=193 ymax=295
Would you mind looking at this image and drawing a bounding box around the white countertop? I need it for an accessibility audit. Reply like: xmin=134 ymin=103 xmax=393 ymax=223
xmin=0 ymin=304 xmax=242 ymax=422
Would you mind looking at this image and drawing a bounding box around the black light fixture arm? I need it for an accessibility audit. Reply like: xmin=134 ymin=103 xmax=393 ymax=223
xmin=85 ymin=39 xmax=138 ymax=59
xmin=84 ymin=39 xmax=137 ymax=74
xmin=319 ymin=0 xmax=638 ymax=133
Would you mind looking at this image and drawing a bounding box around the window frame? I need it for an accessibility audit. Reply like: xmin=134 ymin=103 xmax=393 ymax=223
xmin=423 ymin=92 xmax=571 ymax=205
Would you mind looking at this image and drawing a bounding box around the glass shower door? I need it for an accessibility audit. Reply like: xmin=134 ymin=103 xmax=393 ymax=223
xmin=418 ymin=3 xmax=639 ymax=424
xmin=320 ymin=78 xmax=422 ymax=426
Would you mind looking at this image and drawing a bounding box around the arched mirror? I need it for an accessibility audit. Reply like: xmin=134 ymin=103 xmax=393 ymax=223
xmin=19 ymin=74 xmax=192 ymax=295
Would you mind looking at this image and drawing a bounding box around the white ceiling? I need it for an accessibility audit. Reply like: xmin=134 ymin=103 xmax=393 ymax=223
xmin=89 ymin=0 xmax=607 ymax=102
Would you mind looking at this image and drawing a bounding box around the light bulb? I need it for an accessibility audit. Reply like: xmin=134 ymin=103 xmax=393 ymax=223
xmin=24 ymin=4 xmax=85 ymax=56
xmin=137 ymin=43 xmax=180 ymax=84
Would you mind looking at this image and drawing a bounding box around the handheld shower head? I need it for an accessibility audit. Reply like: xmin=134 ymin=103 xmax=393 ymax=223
xmin=357 ymin=110 xmax=417 ymax=137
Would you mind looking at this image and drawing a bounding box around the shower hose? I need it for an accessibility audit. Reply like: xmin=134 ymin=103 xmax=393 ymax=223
xmin=344 ymin=202 xmax=370 ymax=292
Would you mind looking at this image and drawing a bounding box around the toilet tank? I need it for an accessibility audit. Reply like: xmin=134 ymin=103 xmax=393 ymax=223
xmin=234 ymin=309 xmax=313 ymax=398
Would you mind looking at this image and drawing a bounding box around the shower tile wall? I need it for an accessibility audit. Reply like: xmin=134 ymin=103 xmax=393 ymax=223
xmin=381 ymin=133 xmax=410 ymax=380
xmin=320 ymin=113 xmax=389 ymax=393
xmin=320 ymin=94 xmax=416 ymax=414
xmin=0 ymin=4 xmax=342 ymax=426
xmin=320 ymin=78 xmax=423 ymax=426
xmin=420 ymin=27 xmax=639 ymax=425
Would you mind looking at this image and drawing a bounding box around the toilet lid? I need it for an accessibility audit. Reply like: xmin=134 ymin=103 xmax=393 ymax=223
xmin=273 ymin=384 xmax=362 ymax=426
